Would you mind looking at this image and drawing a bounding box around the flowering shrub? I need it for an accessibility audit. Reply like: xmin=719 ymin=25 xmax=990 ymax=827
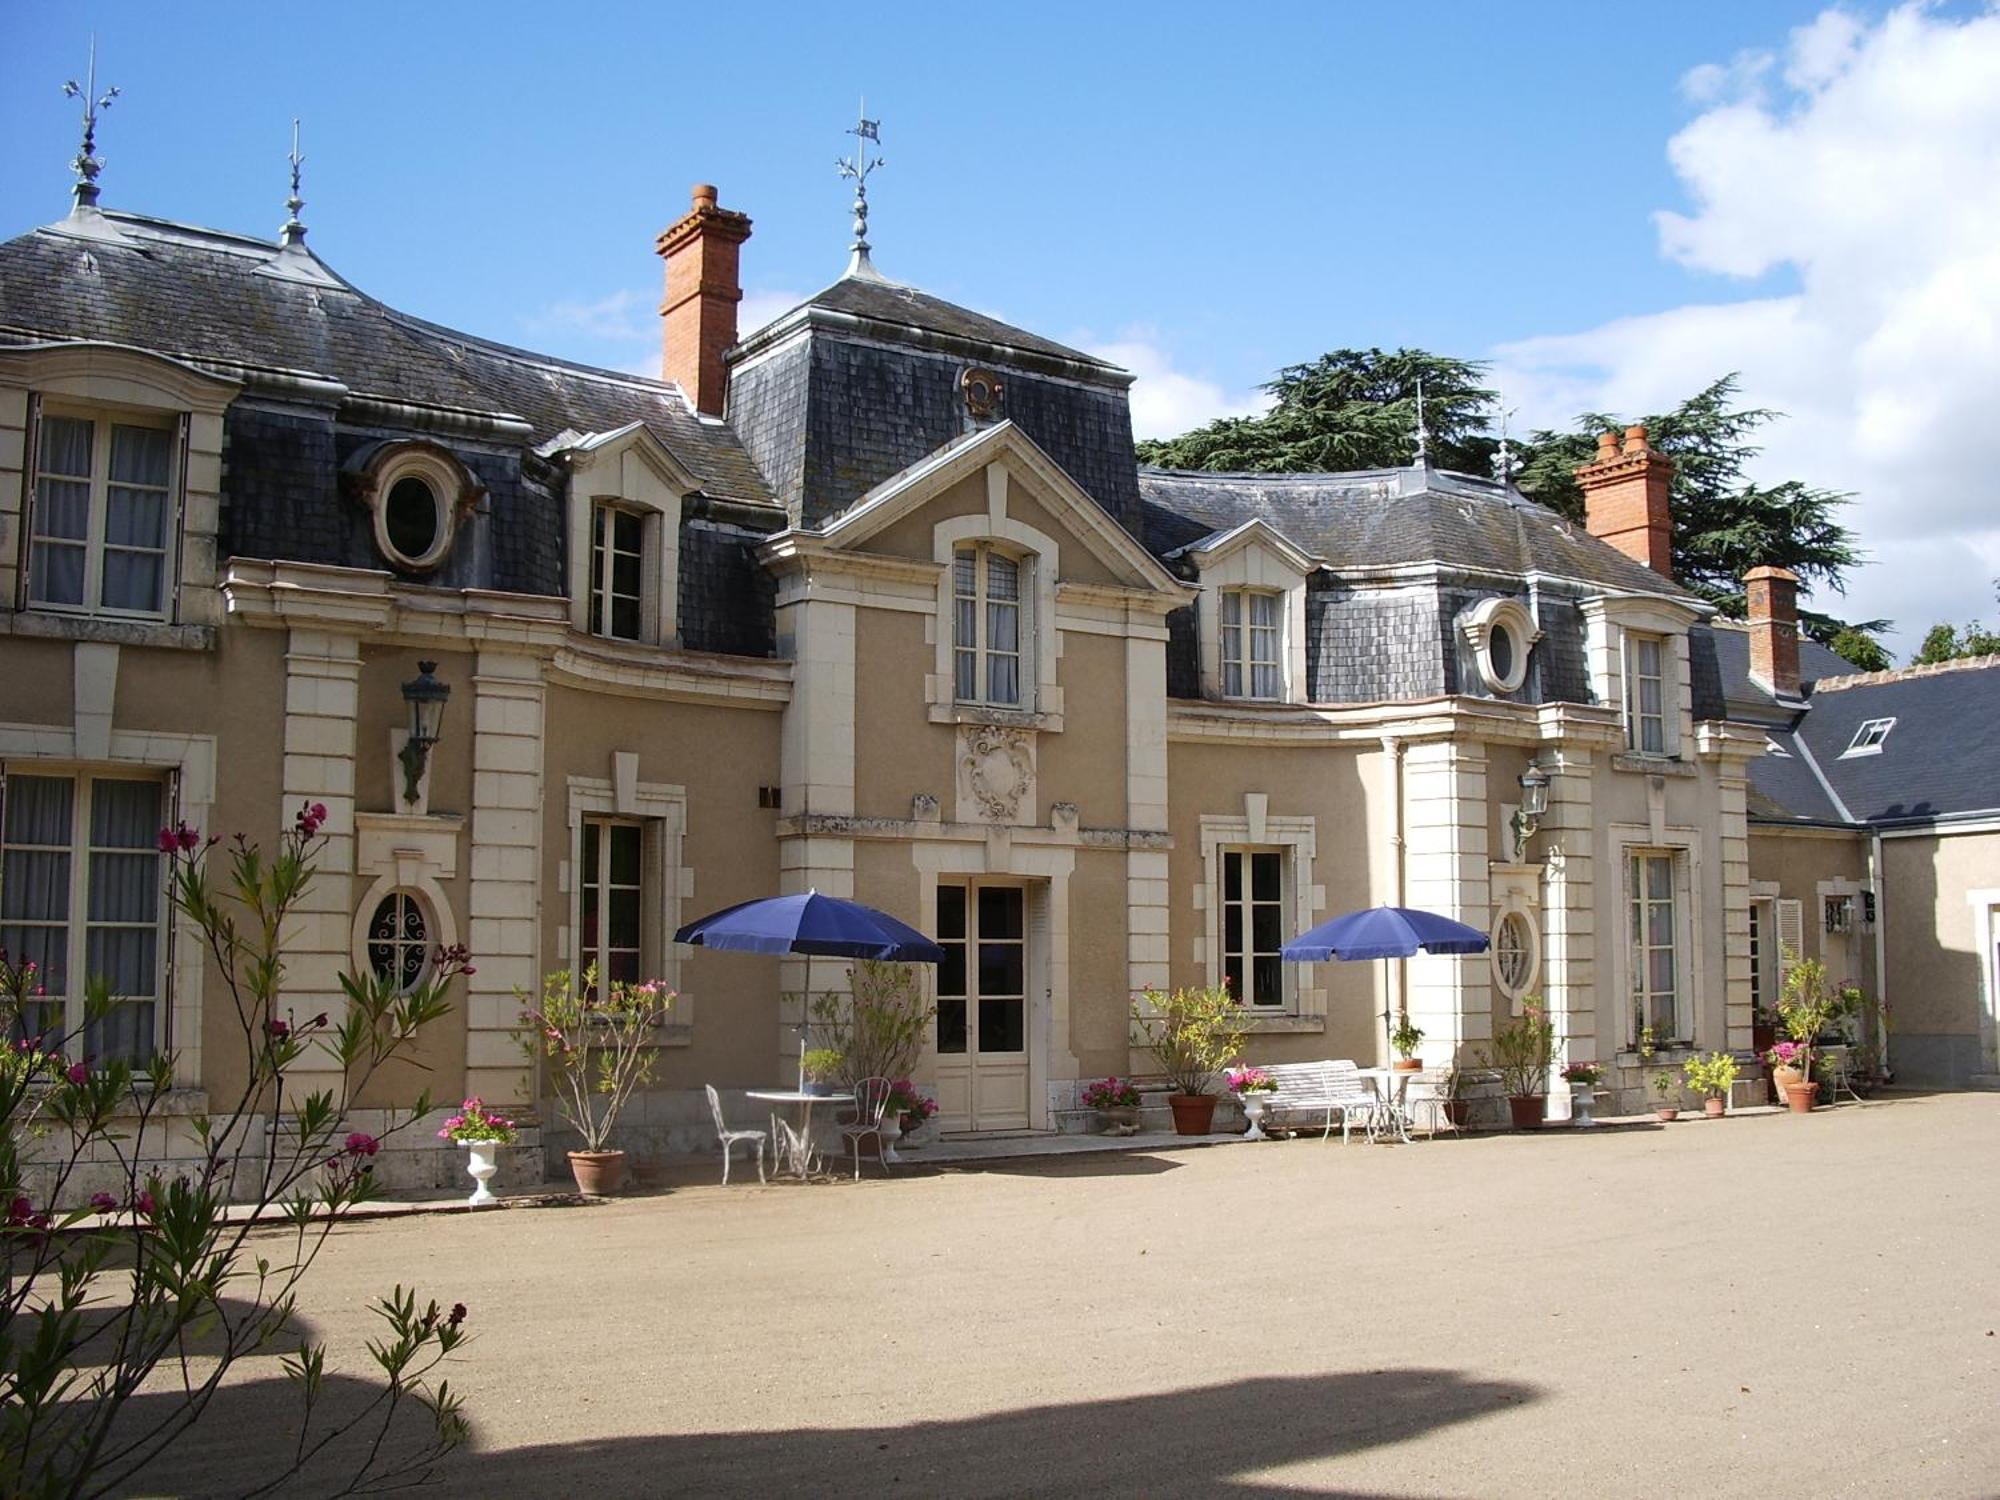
xmin=1082 ymin=1077 xmax=1141 ymax=1110
xmin=437 ymin=1097 xmax=519 ymax=1145
xmin=1225 ymin=1066 xmax=1277 ymax=1095
xmin=1560 ymin=1063 xmax=1603 ymax=1086
xmin=1131 ymin=986 xmax=1246 ymax=1097
xmin=0 ymin=803 xmax=474 ymax=1494
xmin=887 ymin=1079 xmax=937 ymax=1122
xmin=1766 ymin=1040 xmax=1807 ymax=1070
xmin=517 ymin=967 xmax=675 ymax=1152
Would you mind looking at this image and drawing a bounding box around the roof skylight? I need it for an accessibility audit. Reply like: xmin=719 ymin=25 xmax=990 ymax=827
xmin=1840 ymin=717 xmax=1895 ymax=758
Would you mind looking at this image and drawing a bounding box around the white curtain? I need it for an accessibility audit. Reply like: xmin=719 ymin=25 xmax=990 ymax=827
xmin=30 ymin=416 xmax=93 ymax=606
xmin=103 ymin=425 xmax=171 ymax=613
xmin=87 ymin=779 xmax=161 ymax=1061
xmin=2 ymin=776 xmax=74 ymax=1041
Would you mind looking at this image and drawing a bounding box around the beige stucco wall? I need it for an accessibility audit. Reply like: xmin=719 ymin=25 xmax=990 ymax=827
xmin=852 ymin=608 xmax=952 ymax=820
xmin=1881 ymin=829 xmax=1999 ymax=1084
xmin=1747 ymin=827 xmax=1872 ymax=976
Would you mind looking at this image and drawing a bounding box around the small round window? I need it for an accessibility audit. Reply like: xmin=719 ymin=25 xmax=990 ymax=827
xmin=1489 ymin=624 xmax=1515 ymax=684
xmin=366 ymin=891 xmax=430 ymax=994
xmin=384 ymin=476 xmax=441 ymax=563
xmin=1493 ymin=911 xmax=1535 ymax=999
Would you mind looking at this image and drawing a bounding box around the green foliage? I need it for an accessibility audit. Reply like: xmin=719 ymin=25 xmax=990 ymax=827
xmin=1682 ymin=1050 xmax=1739 ymax=1100
xmin=1130 ymin=986 xmax=1246 ymax=1097
xmin=800 ymin=1047 xmax=846 ymax=1083
xmin=517 ymin=968 xmax=674 ymax=1152
xmin=808 ymin=961 xmax=936 ymax=1088
xmin=1389 ymin=1012 xmax=1425 ymax=1059
xmin=1911 ymin=618 xmax=2000 ymax=665
xmin=1638 ymin=1023 xmax=1679 ymax=1101
xmin=1485 ymin=999 xmax=1554 ymax=1099
xmin=1826 ymin=626 xmax=1892 ymax=672
xmin=0 ymin=806 xmax=469 ymax=1496
xmin=1135 ymin=348 xmax=1500 ymax=474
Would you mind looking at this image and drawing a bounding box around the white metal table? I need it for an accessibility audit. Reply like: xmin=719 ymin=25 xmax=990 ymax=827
xmin=745 ymin=1089 xmax=856 ymax=1179
xmin=1358 ymin=1067 xmax=1428 ymax=1142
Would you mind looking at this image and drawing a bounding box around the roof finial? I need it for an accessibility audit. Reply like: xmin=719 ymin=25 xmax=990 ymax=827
xmin=1491 ymin=408 xmax=1520 ymax=486
xmin=280 ymin=118 xmax=308 ymax=247
xmin=835 ymin=101 xmax=886 ymax=280
xmin=61 ymin=36 xmax=120 ymax=211
xmin=1410 ymin=377 xmax=1431 ymax=469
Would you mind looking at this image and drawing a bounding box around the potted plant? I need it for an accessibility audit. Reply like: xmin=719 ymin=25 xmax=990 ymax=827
xmin=1683 ymin=1051 xmax=1739 ymax=1118
xmin=800 ymin=1047 xmax=845 ymax=1097
xmin=517 ymin=965 xmax=675 ymax=1196
xmin=1773 ymin=952 xmax=1843 ymax=1112
xmin=1390 ymin=1013 xmax=1425 ymax=1073
xmin=887 ymin=1080 xmax=937 ymax=1142
xmin=1560 ymin=1062 xmax=1603 ymax=1128
xmin=1225 ymin=1065 xmax=1278 ymax=1140
xmin=1081 ymin=1076 xmax=1142 ymax=1135
xmin=1639 ymin=1024 xmax=1678 ymax=1121
xmin=1489 ymin=998 xmax=1553 ymax=1130
xmin=1130 ymin=986 xmax=1245 ymax=1135
xmin=437 ymin=1096 xmax=518 ymax=1206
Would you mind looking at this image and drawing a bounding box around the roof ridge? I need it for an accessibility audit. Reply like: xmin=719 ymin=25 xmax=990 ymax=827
xmin=1814 ymin=652 xmax=2000 ymax=693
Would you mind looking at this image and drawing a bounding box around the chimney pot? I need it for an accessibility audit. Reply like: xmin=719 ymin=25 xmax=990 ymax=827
xmin=1576 ymin=425 xmax=1674 ymax=578
xmin=1622 ymin=424 xmax=1649 ymax=455
xmin=657 ymin=185 xmax=753 ymax=416
xmin=1595 ymin=430 xmax=1620 ymax=462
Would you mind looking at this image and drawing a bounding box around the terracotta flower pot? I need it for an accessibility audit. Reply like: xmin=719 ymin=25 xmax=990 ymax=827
xmin=1392 ymin=1058 xmax=1422 ymax=1073
xmin=1785 ymin=1081 xmax=1820 ymax=1114
xmin=1703 ymin=1096 xmax=1727 ymax=1119
xmin=1506 ymin=1095 xmax=1545 ymax=1131
xmin=1444 ymin=1099 xmax=1472 ymax=1130
xmin=568 ymin=1149 xmax=626 ymax=1196
xmin=1772 ymin=1063 xmax=1804 ymax=1095
xmin=1655 ymin=1106 xmax=1679 ymax=1122
xmin=1167 ymin=1093 xmax=1218 ymax=1136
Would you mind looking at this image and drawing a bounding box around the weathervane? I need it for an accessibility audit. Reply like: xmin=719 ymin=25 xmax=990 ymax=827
xmin=836 ymin=103 xmax=885 ymax=277
xmin=62 ymin=36 xmax=120 ymax=210
xmin=1411 ymin=377 xmax=1431 ymax=468
xmin=1491 ymin=408 xmax=1520 ymax=486
xmin=281 ymin=119 xmax=308 ymax=246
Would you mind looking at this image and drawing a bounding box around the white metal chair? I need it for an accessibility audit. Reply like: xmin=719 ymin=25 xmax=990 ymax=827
xmin=705 ymin=1085 xmax=767 ymax=1186
xmin=837 ymin=1076 xmax=895 ymax=1180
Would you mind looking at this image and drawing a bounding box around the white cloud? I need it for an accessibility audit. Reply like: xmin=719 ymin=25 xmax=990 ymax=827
xmin=524 ymin=288 xmax=653 ymax=343
xmin=1492 ymin=3 xmax=2000 ymax=655
xmin=1079 ymin=330 xmax=1272 ymax=441
xmin=738 ymin=287 xmax=806 ymax=341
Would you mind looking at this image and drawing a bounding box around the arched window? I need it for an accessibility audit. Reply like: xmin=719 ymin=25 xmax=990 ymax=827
xmin=953 ymin=543 xmax=1023 ymax=707
xmin=366 ymin=890 xmax=430 ymax=994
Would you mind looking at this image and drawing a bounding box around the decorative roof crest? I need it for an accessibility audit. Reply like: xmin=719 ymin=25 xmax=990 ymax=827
xmin=1491 ymin=408 xmax=1520 ymax=486
xmin=62 ymin=37 xmax=120 ymax=210
xmin=281 ymin=118 xmax=308 ymax=247
xmin=836 ymin=102 xmax=887 ymax=281
xmin=1410 ymin=377 xmax=1430 ymax=469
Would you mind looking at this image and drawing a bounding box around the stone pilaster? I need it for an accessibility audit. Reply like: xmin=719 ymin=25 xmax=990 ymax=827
xmin=465 ymin=653 xmax=544 ymax=1101
xmin=278 ymin=630 xmax=360 ymax=1102
xmin=1125 ymin=634 xmax=1171 ymax=998
xmin=1718 ymin=765 xmax=1754 ymax=1051
xmin=1539 ymin=745 xmax=1597 ymax=1061
xmin=1400 ymin=741 xmax=1490 ymax=1066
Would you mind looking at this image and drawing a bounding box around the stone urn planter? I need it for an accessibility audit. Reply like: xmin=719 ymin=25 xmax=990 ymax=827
xmin=1096 ymin=1106 xmax=1141 ymax=1136
xmin=1506 ymin=1094 xmax=1545 ymax=1131
xmin=1785 ymin=1080 xmax=1821 ymax=1114
xmin=567 ymin=1149 xmax=626 ymax=1196
xmin=1771 ymin=1062 xmax=1804 ymax=1098
xmin=463 ymin=1140 xmax=503 ymax=1207
xmin=1569 ymin=1088 xmax=1598 ymax=1128
xmin=1239 ymin=1093 xmax=1271 ymax=1141
xmin=1168 ymin=1093 xmax=1219 ymax=1136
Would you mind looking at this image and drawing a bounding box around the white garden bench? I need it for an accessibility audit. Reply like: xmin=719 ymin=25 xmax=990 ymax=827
xmin=1259 ymin=1059 xmax=1379 ymax=1142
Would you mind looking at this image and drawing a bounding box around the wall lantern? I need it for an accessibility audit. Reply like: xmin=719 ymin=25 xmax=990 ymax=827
xmin=398 ymin=660 xmax=451 ymax=807
xmin=1511 ymin=761 xmax=1551 ymax=861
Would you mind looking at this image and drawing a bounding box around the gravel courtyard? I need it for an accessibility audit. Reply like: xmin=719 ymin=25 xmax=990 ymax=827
xmin=142 ymin=1092 xmax=1999 ymax=1497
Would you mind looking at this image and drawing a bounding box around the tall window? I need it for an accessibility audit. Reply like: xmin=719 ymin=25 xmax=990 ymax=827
xmin=953 ymin=544 xmax=1021 ymax=707
xmin=1626 ymin=634 xmax=1667 ymax=754
xmin=588 ymin=503 xmax=645 ymax=641
xmin=30 ymin=415 xmax=176 ymax=617
xmin=578 ymin=818 xmax=643 ymax=992
xmin=1 ymin=774 xmax=164 ymax=1062
xmin=1629 ymin=851 xmax=1681 ymax=1043
xmin=1221 ymin=848 xmax=1285 ymax=1007
xmin=1220 ymin=590 xmax=1281 ymax=700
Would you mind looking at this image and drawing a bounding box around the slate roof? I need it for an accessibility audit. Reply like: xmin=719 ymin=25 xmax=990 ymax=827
xmin=0 ymin=209 xmax=775 ymax=507
xmin=783 ymin=272 xmax=1120 ymax=374
xmin=1136 ymin=464 xmax=1701 ymax=598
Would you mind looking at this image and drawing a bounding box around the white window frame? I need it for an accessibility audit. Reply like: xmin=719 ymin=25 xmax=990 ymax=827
xmin=1217 ymin=845 xmax=1288 ymax=1006
xmin=587 ymin=500 xmax=650 ymax=643
xmin=27 ymin=407 xmax=183 ymax=621
xmin=1219 ymin=589 xmax=1283 ymax=701
xmin=364 ymin=445 xmax=469 ymax=573
xmin=1197 ymin=804 xmax=1322 ymax=1025
xmin=1619 ymin=843 xmax=1697 ymax=1047
xmin=0 ymin=769 xmax=169 ymax=1063
xmin=953 ymin=541 xmax=1026 ymax=709
xmin=558 ymin=424 xmax=695 ymax=649
xmin=1491 ymin=908 xmax=1539 ymax=1003
xmin=1182 ymin=520 xmax=1311 ymax=705
xmin=564 ymin=769 xmax=691 ymax=1041
xmin=1841 ymin=717 xmax=1895 ymax=758
xmin=1626 ymin=632 xmax=1670 ymax=755
xmin=1458 ymin=596 xmax=1541 ymax=695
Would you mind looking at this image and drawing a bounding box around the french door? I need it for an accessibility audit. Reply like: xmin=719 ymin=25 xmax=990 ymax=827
xmin=933 ymin=882 xmax=1031 ymax=1132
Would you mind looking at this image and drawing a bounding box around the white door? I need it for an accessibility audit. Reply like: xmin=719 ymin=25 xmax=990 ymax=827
xmin=932 ymin=882 xmax=1031 ymax=1133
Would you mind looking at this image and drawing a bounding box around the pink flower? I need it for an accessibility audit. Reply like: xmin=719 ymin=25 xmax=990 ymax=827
xmin=309 ymin=1012 xmax=328 ymax=1029
xmin=90 ymin=1191 xmax=118 ymax=1212
xmin=156 ymin=827 xmax=180 ymax=854
xmin=134 ymin=1189 xmax=156 ymax=1217
xmin=5 ymin=1195 xmax=31 ymax=1226
xmin=265 ymin=1018 xmax=290 ymax=1040
xmin=66 ymin=1063 xmax=88 ymax=1086
xmin=345 ymin=1132 xmax=380 ymax=1158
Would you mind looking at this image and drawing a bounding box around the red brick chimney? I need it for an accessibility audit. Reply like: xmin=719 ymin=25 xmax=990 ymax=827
xmin=1744 ymin=564 xmax=1802 ymax=699
xmin=656 ymin=184 xmax=752 ymax=416
xmin=1575 ymin=424 xmax=1674 ymax=578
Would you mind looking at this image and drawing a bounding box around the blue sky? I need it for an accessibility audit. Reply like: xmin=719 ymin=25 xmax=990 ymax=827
xmin=5 ymin=1 xmax=1997 ymax=652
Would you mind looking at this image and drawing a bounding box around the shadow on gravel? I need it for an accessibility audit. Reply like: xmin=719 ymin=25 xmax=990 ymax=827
xmin=945 ymin=1151 xmax=1186 ymax=1178
xmin=118 ymin=1366 xmax=1538 ymax=1498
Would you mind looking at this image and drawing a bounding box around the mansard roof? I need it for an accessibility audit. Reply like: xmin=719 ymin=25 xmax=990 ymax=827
xmin=0 ymin=207 xmax=775 ymax=507
xmin=1137 ymin=462 xmax=1700 ymax=598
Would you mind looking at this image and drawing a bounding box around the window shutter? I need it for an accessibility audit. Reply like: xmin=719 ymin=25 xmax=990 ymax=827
xmin=1776 ymin=899 xmax=1804 ymax=995
xmin=166 ymin=412 xmax=190 ymax=624
xmin=161 ymin=766 xmax=181 ymax=1056
xmin=15 ymin=396 xmax=41 ymax=609
xmin=641 ymin=815 xmax=665 ymax=983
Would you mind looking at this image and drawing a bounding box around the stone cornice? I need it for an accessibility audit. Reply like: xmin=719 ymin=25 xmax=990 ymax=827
xmin=1168 ymin=695 xmax=1628 ymax=748
xmin=775 ymin=811 xmax=1170 ymax=850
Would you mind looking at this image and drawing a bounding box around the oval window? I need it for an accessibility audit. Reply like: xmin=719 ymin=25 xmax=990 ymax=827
xmin=384 ymin=476 xmax=441 ymax=563
xmin=1493 ymin=911 xmax=1534 ymax=998
xmin=1489 ymin=624 xmax=1515 ymax=685
xmin=366 ymin=890 xmax=430 ymax=994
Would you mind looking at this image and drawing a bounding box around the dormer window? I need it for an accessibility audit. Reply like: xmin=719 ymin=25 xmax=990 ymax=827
xmin=1459 ymin=597 xmax=1540 ymax=695
xmin=588 ymin=502 xmax=645 ymax=641
xmin=29 ymin=414 xmax=177 ymax=617
xmin=1841 ymin=717 xmax=1894 ymax=758
xmin=1220 ymin=589 xmax=1281 ymax=700
xmin=349 ymin=442 xmax=479 ymax=575
xmin=1626 ymin=633 xmax=1668 ymax=754
xmin=953 ymin=543 xmax=1022 ymax=707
